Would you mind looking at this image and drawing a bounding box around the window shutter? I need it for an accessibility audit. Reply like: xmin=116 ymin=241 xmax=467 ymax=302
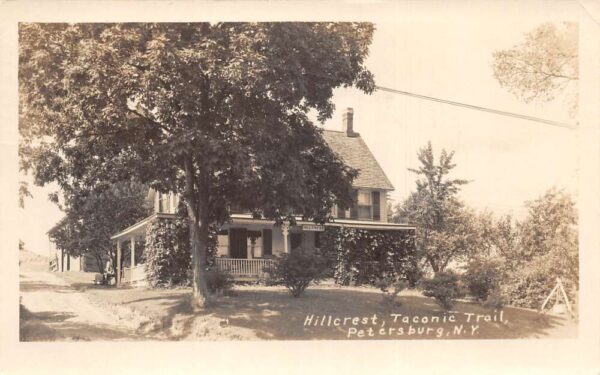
xmin=350 ymin=190 xmax=358 ymax=219
xmin=338 ymin=205 xmax=346 ymax=219
xmin=262 ymin=229 xmax=272 ymax=256
xmin=372 ymin=191 xmax=381 ymax=221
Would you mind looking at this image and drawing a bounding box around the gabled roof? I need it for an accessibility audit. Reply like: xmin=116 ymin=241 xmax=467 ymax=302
xmin=321 ymin=130 xmax=394 ymax=191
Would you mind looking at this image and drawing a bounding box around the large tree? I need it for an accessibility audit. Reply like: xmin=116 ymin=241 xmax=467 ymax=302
xmin=498 ymin=189 xmax=579 ymax=308
xmin=517 ymin=188 xmax=578 ymax=281
xmin=48 ymin=181 xmax=150 ymax=273
xmin=393 ymin=142 xmax=473 ymax=273
xmin=492 ymin=22 xmax=578 ymax=115
xmin=19 ymin=23 xmax=374 ymax=307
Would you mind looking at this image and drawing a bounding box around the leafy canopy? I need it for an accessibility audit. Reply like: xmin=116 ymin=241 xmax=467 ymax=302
xmin=47 ymin=181 xmax=150 ymax=270
xmin=19 ymin=23 xmax=375 ymax=226
xmin=20 ymin=23 xmax=376 ymax=305
xmin=394 ymin=142 xmax=474 ymax=273
xmin=492 ymin=22 xmax=578 ymax=115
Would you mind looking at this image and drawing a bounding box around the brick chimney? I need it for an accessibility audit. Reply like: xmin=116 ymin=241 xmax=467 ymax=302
xmin=342 ymin=107 xmax=357 ymax=137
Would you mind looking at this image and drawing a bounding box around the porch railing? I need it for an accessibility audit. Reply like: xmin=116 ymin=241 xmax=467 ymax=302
xmin=214 ymin=258 xmax=276 ymax=278
xmin=121 ymin=264 xmax=147 ymax=285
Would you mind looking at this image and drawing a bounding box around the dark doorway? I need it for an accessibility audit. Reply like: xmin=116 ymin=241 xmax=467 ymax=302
xmin=262 ymin=229 xmax=272 ymax=257
xmin=290 ymin=233 xmax=302 ymax=251
xmin=229 ymin=228 xmax=248 ymax=259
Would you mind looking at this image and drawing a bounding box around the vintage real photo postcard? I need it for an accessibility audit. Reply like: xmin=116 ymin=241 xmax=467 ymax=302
xmin=1 ymin=0 xmax=599 ymax=374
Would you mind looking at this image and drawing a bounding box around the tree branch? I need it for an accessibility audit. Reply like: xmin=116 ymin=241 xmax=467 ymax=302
xmin=126 ymin=107 xmax=172 ymax=135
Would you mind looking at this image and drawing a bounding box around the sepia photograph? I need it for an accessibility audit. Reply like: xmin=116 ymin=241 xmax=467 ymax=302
xmin=2 ymin=0 xmax=599 ymax=374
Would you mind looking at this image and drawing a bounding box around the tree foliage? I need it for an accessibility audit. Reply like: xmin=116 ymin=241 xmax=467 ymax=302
xmin=458 ymin=189 xmax=578 ymax=309
xmin=394 ymin=142 xmax=473 ymax=274
xmin=19 ymin=23 xmax=375 ymax=307
xmin=502 ymin=188 xmax=578 ymax=308
xmin=492 ymin=22 xmax=578 ymax=114
xmin=47 ymin=181 xmax=150 ymax=272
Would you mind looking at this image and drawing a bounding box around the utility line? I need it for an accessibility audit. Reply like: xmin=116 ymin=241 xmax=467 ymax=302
xmin=375 ymin=86 xmax=577 ymax=129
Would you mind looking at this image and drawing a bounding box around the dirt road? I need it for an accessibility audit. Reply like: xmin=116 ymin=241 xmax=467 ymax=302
xmin=19 ymin=270 xmax=140 ymax=341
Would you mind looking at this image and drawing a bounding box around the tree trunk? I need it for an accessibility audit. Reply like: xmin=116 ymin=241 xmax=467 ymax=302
xmin=428 ymin=255 xmax=440 ymax=275
xmin=184 ymin=155 xmax=211 ymax=309
xmin=94 ymin=253 xmax=104 ymax=274
xmin=189 ymin=214 xmax=211 ymax=309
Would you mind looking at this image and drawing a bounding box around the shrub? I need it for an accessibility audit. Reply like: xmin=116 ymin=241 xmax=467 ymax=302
xmin=463 ymin=258 xmax=504 ymax=302
xmin=482 ymin=288 xmax=506 ymax=310
xmin=503 ymin=254 xmax=578 ymax=310
xmin=206 ymin=268 xmax=234 ymax=296
xmin=267 ymin=248 xmax=327 ymax=297
xmin=376 ymin=274 xmax=407 ymax=306
xmin=420 ymin=271 xmax=465 ymax=310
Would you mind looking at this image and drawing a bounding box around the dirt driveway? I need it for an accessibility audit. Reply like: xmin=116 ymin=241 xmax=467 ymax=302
xmin=19 ymin=271 xmax=142 ymax=341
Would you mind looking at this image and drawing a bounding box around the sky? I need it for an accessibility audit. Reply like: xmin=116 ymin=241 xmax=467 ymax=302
xmin=18 ymin=18 xmax=579 ymax=255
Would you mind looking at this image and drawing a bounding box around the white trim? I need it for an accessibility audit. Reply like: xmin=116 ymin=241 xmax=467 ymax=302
xmin=228 ymin=214 xmax=414 ymax=231
xmin=110 ymin=213 xmax=176 ymax=240
xmin=325 ymin=220 xmax=413 ymax=231
xmin=112 ymin=211 xmax=413 ymax=242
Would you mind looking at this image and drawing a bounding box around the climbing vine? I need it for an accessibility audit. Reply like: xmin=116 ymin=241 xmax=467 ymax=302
xmin=144 ymin=208 xmax=218 ymax=288
xmin=319 ymin=227 xmax=417 ymax=285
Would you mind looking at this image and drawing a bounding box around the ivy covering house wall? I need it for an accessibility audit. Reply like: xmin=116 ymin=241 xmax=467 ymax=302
xmin=144 ymin=213 xmax=218 ymax=288
xmin=319 ymin=227 xmax=417 ymax=286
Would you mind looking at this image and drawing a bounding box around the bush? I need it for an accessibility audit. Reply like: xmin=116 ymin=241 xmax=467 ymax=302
xmin=482 ymin=288 xmax=506 ymax=310
xmin=376 ymin=274 xmax=407 ymax=306
xmin=420 ymin=271 xmax=465 ymax=311
xmin=206 ymin=268 xmax=234 ymax=296
xmin=267 ymin=248 xmax=327 ymax=297
xmin=463 ymin=258 xmax=503 ymax=302
xmin=503 ymin=255 xmax=577 ymax=310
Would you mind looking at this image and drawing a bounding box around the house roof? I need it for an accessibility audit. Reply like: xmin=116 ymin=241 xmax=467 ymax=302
xmin=321 ymin=130 xmax=394 ymax=191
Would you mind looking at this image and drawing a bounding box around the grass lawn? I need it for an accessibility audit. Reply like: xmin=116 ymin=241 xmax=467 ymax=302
xmin=55 ymin=271 xmax=577 ymax=341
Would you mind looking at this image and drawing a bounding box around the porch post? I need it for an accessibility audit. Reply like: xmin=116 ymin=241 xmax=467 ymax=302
xmin=116 ymin=239 xmax=121 ymax=286
xmin=282 ymin=221 xmax=290 ymax=254
xmin=131 ymin=236 xmax=136 ymax=267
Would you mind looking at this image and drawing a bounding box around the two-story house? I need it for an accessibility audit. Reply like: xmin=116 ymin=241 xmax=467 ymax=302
xmin=111 ymin=108 xmax=414 ymax=285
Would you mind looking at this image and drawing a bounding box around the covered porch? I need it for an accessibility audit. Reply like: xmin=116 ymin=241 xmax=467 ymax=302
xmin=110 ymin=213 xmax=292 ymax=285
xmin=110 ymin=215 xmax=157 ymax=286
xmin=111 ymin=213 xmax=415 ymax=286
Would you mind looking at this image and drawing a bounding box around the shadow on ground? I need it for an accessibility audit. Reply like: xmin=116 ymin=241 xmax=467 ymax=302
xmin=20 ymin=281 xmax=75 ymax=293
xmin=106 ymin=286 xmax=576 ymax=340
xmin=19 ymin=303 xmax=147 ymax=341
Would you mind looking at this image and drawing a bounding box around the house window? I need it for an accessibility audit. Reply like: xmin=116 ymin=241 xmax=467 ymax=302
xmin=159 ymin=193 xmax=171 ymax=213
xmin=357 ymin=191 xmax=372 ymax=220
xmin=335 ymin=205 xmax=350 ymax=219
xmin=217 ymin=229 xmax=229 ymax=257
